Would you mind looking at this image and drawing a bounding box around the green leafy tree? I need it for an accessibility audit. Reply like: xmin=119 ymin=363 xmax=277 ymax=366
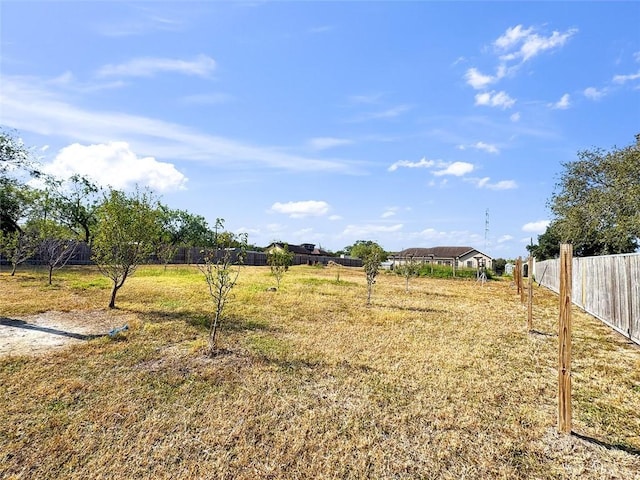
xmin=350 ymin=241 xmax=388 ymax=305
xmin=157 ymin=206 xmax=210 ymax=268
xmin=548 ymin=134 xmax=640 ymax=256
xmin=491 ymin=257 xmax=508 ymax=276
xmin=0 ymin=229 xmax=37 ymax=275
xmin=92 ymin=188 xmax=161 ymax=309
xmin=0 ymin=130 xmax=41 ymax=236
xmin=198 ymin=218 xmax=247 ymax=354
xmin=54 ymin=174 xmax=101 ymax=246
xmin=527 ymin=222 xmax=563 ymax=260
xmin=266 ymin=243 xmax=294 ymax=288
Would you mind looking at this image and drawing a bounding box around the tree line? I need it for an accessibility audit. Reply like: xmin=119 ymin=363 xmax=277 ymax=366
xmin=528 ymin=134 xmax=640 ymax=260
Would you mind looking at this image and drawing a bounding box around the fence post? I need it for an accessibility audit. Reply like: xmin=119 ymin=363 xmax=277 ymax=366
xmin=528 ymin=255 xmax=533 ymax=331
xmin=519 ymin=257 xmax=525 ymax=304
xmin=558 ymin=243 xmax=573 ymax=434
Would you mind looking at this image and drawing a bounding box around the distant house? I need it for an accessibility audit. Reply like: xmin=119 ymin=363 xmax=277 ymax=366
xmin=265 ymin=242 xmax=330 ymax=256
xmin=262 ymin=242 xmax=362 ymax=267
xmin=390 ymin=246 xmax=493 ymax=270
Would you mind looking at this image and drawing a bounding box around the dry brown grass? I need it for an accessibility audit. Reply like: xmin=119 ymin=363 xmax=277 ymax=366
xmin=1 ymin=264 xmax=639 ymax=479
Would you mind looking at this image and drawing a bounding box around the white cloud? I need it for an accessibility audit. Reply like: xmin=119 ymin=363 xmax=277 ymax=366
xmin=433 ymin=161 xmax=474 ymax=177
xmin=309 ymin=137 xmax=353 ymax=150
xmin=0 ymin=75 xmax=357 ymax=174
xmin=474 ymin=90 xmax=516 ymax=109
xmin=44 ymin=142 xmax=187 ymax=192
xmin=472 ymin=177 xmax=518 ymax=190
xmin=381 ymin=208 xmax=398 ymax=219
xmin=498 ymin=235 xmax=514 ymax=243
xmin=388 ymin=157 xmax=435 ymax=172
xmin=495 ymin=25 xmax=577 ymax=63
xmin=494 ymin=25 xmax=534 ymax=50
xmin=464 ymin=68 xmax=497 ymax=90
xmin=328 ymin=215 xmax=342 ymax=221
xmin=510 ymin=112 xmax=521 ymax=122
xmin=522 ymin=220 xmax=550 ymax=233
xmin=551 ymin=93 xmax=570 ymax=109
xmin=583 ymin=86 xmax=606 ymax=100
xmin=97 ymin=54 xmax=216 ymax=77
xmin=613 ymin=71 xmax=640 ymax=84
xmin=634 ymin=51 xmax=640 ymax=63
xmin=461 ymin=141 xmax=499 ymax=154
xmin=269 ymin=200 xmax=330 ymax=218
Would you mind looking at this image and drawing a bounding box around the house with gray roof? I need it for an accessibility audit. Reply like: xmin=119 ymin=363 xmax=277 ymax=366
xmin=390 ymin=246 xmax=493 ymax=270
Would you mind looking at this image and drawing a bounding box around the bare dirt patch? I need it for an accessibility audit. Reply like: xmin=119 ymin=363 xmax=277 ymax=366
xmin=0 ymin=310 xmax=133 ymax=356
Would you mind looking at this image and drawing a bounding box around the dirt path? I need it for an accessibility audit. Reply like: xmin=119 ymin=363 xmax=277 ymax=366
xmin=0 ymin=310 xmax=132 ymax=356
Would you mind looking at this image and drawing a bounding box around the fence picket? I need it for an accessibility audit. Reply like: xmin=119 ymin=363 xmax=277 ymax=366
xmin=535 ymin=252 xmax=640 ymax=345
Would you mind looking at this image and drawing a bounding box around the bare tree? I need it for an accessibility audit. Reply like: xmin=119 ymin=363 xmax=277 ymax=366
xmin=37 ymin=236 xmax=79 ymax=285
xmin=327 ymin=260 xmax=342 ymax=283
xmin=198 ymin=219 xmax=247 ymax=354
xmin=395 ymin=255 xmax=421 ymax=293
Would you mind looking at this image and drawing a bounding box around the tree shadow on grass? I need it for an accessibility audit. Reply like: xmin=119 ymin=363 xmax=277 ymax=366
xmin=0 ymin=317 xmax=103 ymax=340
xmin=131 ymin=309 xmax=277 ymax=333
xmin=529 ymin=329 xmax=556 ymax=337
xmin=373 ymin=302 xmax=447 ymax=314
xmin=572 ymin=431 xmax=640 ymax=457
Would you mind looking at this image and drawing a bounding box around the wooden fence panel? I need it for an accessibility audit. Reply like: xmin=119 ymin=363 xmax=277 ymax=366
xmin=535 ymin=253 xmax=640 ymax=345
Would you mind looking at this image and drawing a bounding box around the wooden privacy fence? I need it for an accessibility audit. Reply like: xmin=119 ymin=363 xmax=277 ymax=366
xmin=535 ymin=253 xmax=640 ymax=345
xmin=2 ymin=243 xmax=363 ymax=269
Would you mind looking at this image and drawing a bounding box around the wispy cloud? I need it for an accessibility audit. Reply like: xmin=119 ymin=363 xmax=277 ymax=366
xmin=97 ymin=54 xmax=216 ymax=78
xmin=308 ymin=25 xmax=334 ymax=34
xmin=472 ymin=177 xmax=518 ymax=190
xmin=348 ymin=92 xmax=384 ymax=104
xmin=510 ymin=112 xmax=521 ymax=122
xmin=498 ymin=234 xmax=514 ymax=243
xmin=96 ymin=12 xmax=185 ymax=37
xmin=1 ymin=75 xmax=360 ymax=174
xmin=458 ymin=141 xmax=500 ymax=154
xmin=474 ymin=91 xmax=516 ymax=109
xmin=180 ymin=92 xmax=234 ymax=105
xmin=388 ymin=157 xmax=435 ymax=172
xmin=495 ymin=25 xmax=578 ymax=64
xmin=550 ymin=93 xmax=570 ymax=109
xmin=522 ymin=220 xmax=550 ymax=233
xmin=353 ymin=104 xmax=413 ymax=122
xmin=613 ymin=71 xmax=640 ymax=84
xmin=309 ymin=137 xmax=353 ymax=150
xmin=269 ymin=200 xmax=330 ymax=218
xmin=342 ymin=223 xmax=403 ymax=237
xmin=583 ymin=86 xmax=606 ymax=100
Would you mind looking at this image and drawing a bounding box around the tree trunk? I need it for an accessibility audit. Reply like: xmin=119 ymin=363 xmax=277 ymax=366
xmin=108 ymin=284 xmax=119 ymax=309
xmin=11 ymin=263 xmax=17 ymax=276
xmin=48 ymin=266 xmax=53 ymax=285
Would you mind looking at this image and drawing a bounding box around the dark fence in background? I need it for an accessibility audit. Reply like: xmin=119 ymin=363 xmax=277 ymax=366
xmin=1 ymin=242 xmax=363 ymax=268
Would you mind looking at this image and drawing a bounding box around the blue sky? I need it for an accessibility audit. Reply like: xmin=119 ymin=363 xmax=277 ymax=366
xmin=1 ymin=1 xmax=639 ymax=258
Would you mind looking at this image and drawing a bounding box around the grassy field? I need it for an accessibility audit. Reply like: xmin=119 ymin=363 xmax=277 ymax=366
xmin=1 ymin=264 xmax=639 ymax=479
